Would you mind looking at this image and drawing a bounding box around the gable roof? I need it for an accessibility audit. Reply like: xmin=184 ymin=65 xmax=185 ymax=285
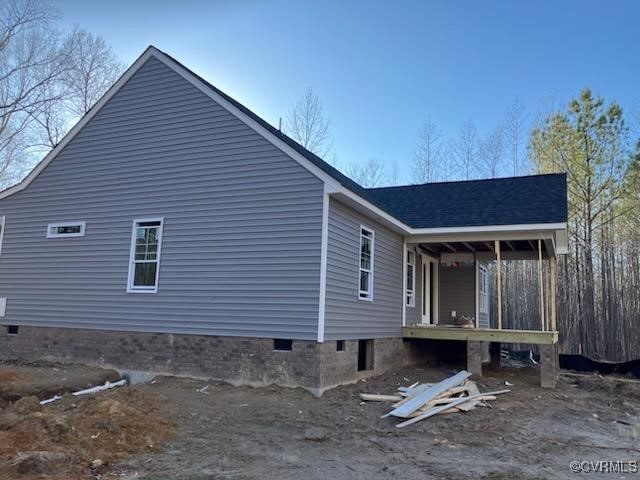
xmin=365 ymin=173 xmax=568 ymax=229
xmin=0 ymin=45 xmax=568 ymax=234
xmin=157 ymin=49 xmax=373 ymax=200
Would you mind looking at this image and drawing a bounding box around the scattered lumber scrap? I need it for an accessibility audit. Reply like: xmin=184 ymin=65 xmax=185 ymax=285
xmin=359 ymin=370 xmax=510 ymax=428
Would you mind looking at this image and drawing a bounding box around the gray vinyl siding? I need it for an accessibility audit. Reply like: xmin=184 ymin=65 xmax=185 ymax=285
xmin=324 ymin=198 xmax=403 ymax=339
xmin=0 ymin=57 xmax=324 ymax=340
xmin=438 ymin=265 xmax=475 ymax=325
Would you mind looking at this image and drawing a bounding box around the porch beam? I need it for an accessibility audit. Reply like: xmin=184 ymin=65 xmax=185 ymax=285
xmin=463 ymin=242 xmax=476 ymax=252
xmin=402 ymin=326 xmax=558 ymax=345
xmin=506 ymin=241 xmax=516 ymax=251
xmin=484 ymin=242 xmax=494 ymax=252
xmin=538 ymin=239 xmax=545 ymax=331
xmin=474 ymin=251 xmax=550 ymax=261
xmin=495 ymin=240 xmax=502 ymax=330
xmin=442 ymin=242 xmax=457 ymax=253
xmin=420 ymin=244 xmax=439 ymax=255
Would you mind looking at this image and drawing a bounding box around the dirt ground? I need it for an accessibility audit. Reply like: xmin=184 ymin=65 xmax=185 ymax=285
xmin=0 ymin=360 xmax=120 ymax=403
xmin=1 ymin=362 xmax=638 ymax=480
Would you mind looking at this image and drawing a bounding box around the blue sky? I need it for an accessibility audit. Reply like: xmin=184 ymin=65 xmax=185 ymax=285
xmin=54 ymin=0 xmax=639 ymax=182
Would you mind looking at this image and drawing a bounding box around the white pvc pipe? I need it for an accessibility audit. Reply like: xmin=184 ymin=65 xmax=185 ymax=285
xmin=40 ymin=378 xmax=128 ymax=405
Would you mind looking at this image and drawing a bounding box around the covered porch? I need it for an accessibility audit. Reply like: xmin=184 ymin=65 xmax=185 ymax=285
xmin=401 ymin=226 xmax=568 ymax=387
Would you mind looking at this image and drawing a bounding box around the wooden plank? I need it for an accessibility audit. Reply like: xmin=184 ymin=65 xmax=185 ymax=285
xmin=384 ymin=371 xmax=471 ymax=419
xmin=402 ymin=326 xmax=559 ymax=344
xmin=398 ymin=382 xmax=432 ymax=393
xmin=360 ymin=394 xmax=403 ymax=402
xmin=466 ymin=382 xmax=480 ymax=396
xmin=457 ymin=400 xmax=479 ymax=412
xmin=435 ymin=385 xmax=468 ymax=398
xmin=395 ymin=389 xmax=511 ymax=428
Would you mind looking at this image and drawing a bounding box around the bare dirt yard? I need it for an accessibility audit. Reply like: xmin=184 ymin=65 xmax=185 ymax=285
xmin=0 ymin=361 xmax=638 ymax=480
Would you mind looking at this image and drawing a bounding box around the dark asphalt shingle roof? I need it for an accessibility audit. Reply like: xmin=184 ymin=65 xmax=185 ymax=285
xmin=159 ymin=47 xmax=567 ymax=230
xmin=365 ymin=173 xmax=568 ymax=229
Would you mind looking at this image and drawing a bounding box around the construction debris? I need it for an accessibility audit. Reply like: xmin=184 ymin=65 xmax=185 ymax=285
xmin=359 ymin=370 xmax=510 ymax=428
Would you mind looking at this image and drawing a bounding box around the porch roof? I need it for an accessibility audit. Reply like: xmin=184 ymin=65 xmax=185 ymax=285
xmin=366 ymin=173 xmax=567 ymax=229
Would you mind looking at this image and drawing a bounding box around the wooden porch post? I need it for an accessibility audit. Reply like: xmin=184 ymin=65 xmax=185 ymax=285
xmin=550 ymin=256 xmax=557 ymax=331
xmin=538 ymin=239 xmax=545 ymax=331
xmin=495 ymin=240 xmax=502 ymax=330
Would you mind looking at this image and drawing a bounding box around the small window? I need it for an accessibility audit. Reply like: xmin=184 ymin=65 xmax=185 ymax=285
xmin=47 ymin=221 xmax=85 ymax=238
xmin=406 ymin=249 xmax=415 ymax=307
xmin=127 ymin=218 xmax=164 ymax=293
xmin=479 ymin=265 xmax=489 ymax=313
xmin=336 ymin=340 xmax=345 ymax=352
xmin=274 ymin=339 xmax=292 ymax=351
xmin=7 ymin=325 xmax=18 ymax=335
xmin=358 ymin=226 xmax=374 ymax=300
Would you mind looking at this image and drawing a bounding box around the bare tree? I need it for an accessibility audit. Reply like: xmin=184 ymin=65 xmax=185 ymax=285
xmin=390 ymin=159 xmax=399 ymax=185
xmin=29 ymin=29 xmax=124 ymax=150
xmin=439 ymin=139 xmax=457 ymax=181
xmin=0 ymin=0 xmax=68 ymax=184
xmin=286 ymin=87 xmax=333 ymax=159
xmin=0 ymin=2 xmax=125 ymax=186
xmin=454 ymin=119 xmax=478 ymax=180
xmin=29 ymin=80 xmax=69 ymax=149
xmin=478 ymin=126 xmax=504 ymax=178
xmin=346 ymin=158 xmax=389 ymax=187
xmin=504 ymin=98 xmax=527 ymax=176
xmin=411 ymin=117 xmax=441 ymax=183
xmin=63 ymin=28 xmax=124 ymax=117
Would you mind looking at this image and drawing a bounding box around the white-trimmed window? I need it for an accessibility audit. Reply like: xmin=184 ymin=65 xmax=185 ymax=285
xmin=47 ymin=221 xmax=85 ymax=238
xmin=358 ymin=226 xmax=374 ymax=300
xmin=479 ymin=265 xmax=489 ymax=313
xmin=406 ymin=249 xmax=415 ymax=307
xmin=127 ymin=218 xmax=164 ymax=293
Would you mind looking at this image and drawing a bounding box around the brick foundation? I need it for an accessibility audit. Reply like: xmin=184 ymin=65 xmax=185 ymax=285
xmin=0 ymin=326 xmax=432 ymax=396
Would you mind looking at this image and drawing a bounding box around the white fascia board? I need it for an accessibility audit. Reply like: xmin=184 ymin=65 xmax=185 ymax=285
xmin=317 ymin=187 xmax=330 ymax=343
xmin=408 ymin=222 xmax=568 ymax=235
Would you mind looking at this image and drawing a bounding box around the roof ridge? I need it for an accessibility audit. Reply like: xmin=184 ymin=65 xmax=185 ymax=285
xmin=366 ymin=172 xmax=567 ymax=191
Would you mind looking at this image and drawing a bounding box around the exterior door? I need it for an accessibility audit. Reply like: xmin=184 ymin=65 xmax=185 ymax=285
xmin=421 ymin=255 xmax=438 ymax=324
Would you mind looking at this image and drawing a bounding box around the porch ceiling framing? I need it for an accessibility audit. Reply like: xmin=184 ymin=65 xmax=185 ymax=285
xmin=404 ymin=225 xmax=560 ymax=336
